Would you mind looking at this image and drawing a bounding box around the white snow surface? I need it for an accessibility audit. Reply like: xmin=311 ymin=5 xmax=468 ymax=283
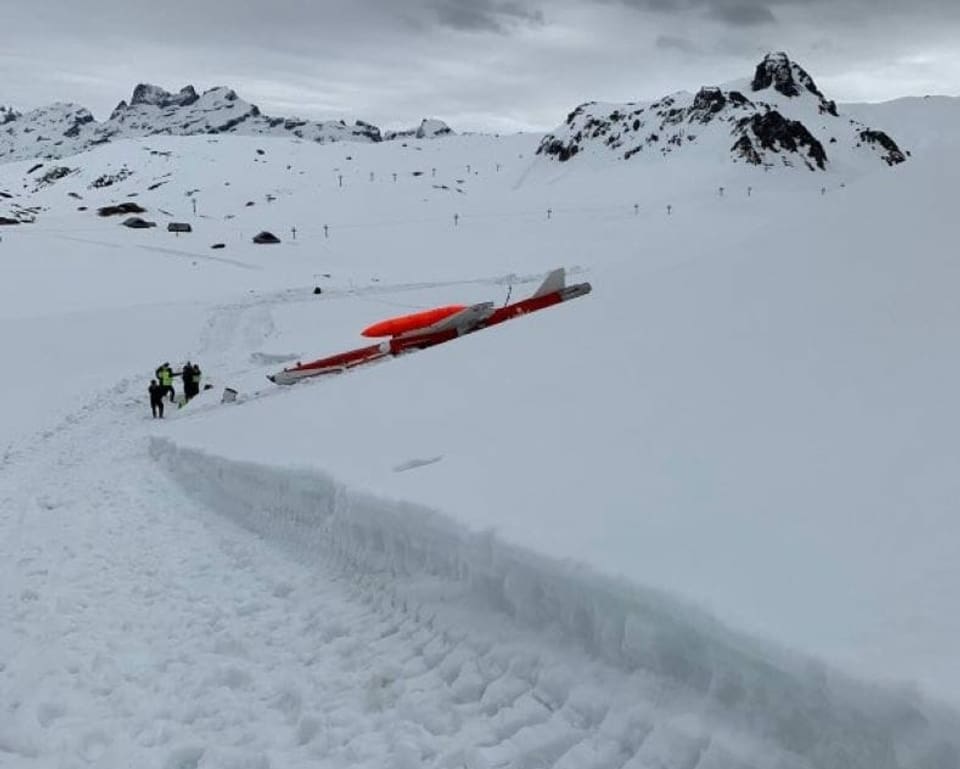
xmin=3 ymin=85 xmax=960 ymax=769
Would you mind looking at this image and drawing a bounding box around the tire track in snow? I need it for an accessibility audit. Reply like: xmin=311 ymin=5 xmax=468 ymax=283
xmin=152 ymin=436 xmax=960 ymax=769
xmin=53 ymin=234 xmax=261 ymax=270
xmin=0 ymin=374 xmax=716 ymax=769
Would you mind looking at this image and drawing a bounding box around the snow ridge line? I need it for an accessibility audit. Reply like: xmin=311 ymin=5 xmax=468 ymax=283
xmin=151 ymin=437 xmax=960 ymax=769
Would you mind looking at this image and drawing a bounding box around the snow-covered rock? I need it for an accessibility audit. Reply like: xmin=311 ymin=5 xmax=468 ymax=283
xmin=385 ymin=118 xmax=455 ymax=141
xmin=751 ymin=50 xmax=837 ymax=114
xmin=0 ymin=84 xmax=384 ymax=164
xmin=128 ymin=83 xmax=200 ymax=109
xmin=538 ymin=52 xmax=906 ymax=171
xmin=416 ymin=118 xmax=454 ymax=139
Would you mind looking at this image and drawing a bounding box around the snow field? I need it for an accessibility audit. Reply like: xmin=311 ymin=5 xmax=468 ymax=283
xmin=2 ymin=93 xmax=960 ymax=768
xmin=160 ymin=132 xmax=960 ymax=701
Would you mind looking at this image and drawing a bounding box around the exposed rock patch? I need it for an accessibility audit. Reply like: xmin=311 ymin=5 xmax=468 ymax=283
xmin=858 ymin=129 xmax=907 ymax=166
xmin=734 ymin=112 xmax=827 ymax=170
xmin=122 ymin=216 xmax=156 ymax=228
xmin=384 ymin=119 xmax=455 ymax=141
xmin=98 ymin=202 xmax=147 ymax=217
xmin=252 ymin=230 xmax=281 ymax=244
xmin=36 ymin=166 xmax=74 ymax=187
xmin=90 ymin=167 xmax=133 ymax=189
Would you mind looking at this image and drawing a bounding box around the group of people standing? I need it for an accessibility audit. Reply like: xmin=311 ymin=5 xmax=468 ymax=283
xmin=148 ymin=360 xmax=203 ymax=418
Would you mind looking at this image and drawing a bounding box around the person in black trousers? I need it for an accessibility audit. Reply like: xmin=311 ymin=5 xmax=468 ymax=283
xmin=182 ymin=362 xmax=195 ymax=401
xmin=149 ymin=379 xmax=165 ymax=419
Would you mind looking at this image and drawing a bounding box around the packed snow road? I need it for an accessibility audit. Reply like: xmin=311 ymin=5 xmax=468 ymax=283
xmin=4 ymin=372 xmax=641 ymax=769
xmin=0 ymin=364 xmax=781 ymax=769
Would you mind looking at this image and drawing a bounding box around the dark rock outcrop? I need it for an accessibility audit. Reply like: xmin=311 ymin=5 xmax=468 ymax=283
xmin=734 ymin=111 xmax=827 ymax=170
xmin=252 ymin=230 xmax=281 ymax=244
xmin=90 ymin=168 xmax=133 ymax=188
xmin=122 ymin=216 xmax=156 ymax=228
xmin=384 ymin=118 xmax=454 ymax=141
xmin=98 ymin=202 xmax=146 ymax=217
xmin=751 ymin=52 xmax=838 ymax=116
xmin=130 ymin=84 xmax=199 ymax=110
xmin=858 ymin=129 xmax=907 ymax=166
xmin=538 ymin=139 xmax=580 ymax=162
xmin=36 ymin=166 xmax=74 ymax=186
xmin=62 ymin=109 xmax=95 ymax=138
xmin=689 ymin=88 xmax=737 ymax=123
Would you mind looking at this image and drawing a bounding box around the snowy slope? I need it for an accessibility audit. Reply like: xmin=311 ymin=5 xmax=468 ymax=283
xmin=845 ymin=95 xmax=960 ymax=153
xmin=537 ymin=53 xmax=906 ymax=172
xmin=3 ymin=74 xmax=960 ymax=768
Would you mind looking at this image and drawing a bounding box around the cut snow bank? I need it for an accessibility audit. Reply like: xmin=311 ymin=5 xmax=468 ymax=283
xmin=152 ymin=437 xmax=960 ymax=769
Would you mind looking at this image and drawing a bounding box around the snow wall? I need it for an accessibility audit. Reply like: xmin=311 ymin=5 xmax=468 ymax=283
xmin=152 ymin=437 xmax=960 ymax=769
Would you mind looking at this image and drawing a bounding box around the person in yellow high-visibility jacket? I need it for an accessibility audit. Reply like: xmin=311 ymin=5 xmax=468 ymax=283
xmin=156 ymin=362 xmax=176 ymax=403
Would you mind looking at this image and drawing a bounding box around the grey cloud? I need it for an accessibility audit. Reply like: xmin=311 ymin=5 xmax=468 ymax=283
xmin=613 ymin=0 xmax=777 ymax=26
xmin=430 ymin=0 xmax=545 ymax=33
xmin=608 ymin=0 xmax=960 ymax=28
xmin=655 ymin=35 xmax=702 ymax=53
xmin=1 ymin=0 xmax=959 ymax=133
xmin=706 ymin=2 xmax=776 ymax=25
xmin=432 ymin=1 xmax=506 ymax=32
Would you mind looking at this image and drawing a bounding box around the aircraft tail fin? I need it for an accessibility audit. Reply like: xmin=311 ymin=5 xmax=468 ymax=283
xmin=532 ymin=267 xmax=566 ymax=298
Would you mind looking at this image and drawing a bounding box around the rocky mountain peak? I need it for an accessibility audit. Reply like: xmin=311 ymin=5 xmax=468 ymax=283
xmin=416 ymin=119 xmax=453 ymax=139
xmin=384 ymin=118 xmax=455 ymax=141
xmin=751 ymin=52 xmax=837 ymax=115
xmin=130 ymin=84 xmax=200 ymax=109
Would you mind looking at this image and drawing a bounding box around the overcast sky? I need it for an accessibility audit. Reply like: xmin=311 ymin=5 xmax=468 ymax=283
xmin=2 ymin=0 xmax=958 ymax=132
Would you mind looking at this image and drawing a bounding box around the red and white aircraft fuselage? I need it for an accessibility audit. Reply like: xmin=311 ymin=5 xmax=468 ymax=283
xmin=268 ymin=268 xmax=592 ymax=385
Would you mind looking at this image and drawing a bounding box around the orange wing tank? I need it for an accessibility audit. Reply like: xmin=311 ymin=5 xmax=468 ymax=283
xmin=361 ymin=305 xmax=466 ymax=338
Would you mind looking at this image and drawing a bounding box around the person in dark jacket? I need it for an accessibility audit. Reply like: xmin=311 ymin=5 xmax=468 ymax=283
xmin=149 ymin=379 xmax=165 ymax=418
xmin=182 ymin=361 xmax=195 ymax=401
xmin=181 ymin=361 xmax=203 ymax=401
xmin=189 ymin=361 xmax=202 ymax=399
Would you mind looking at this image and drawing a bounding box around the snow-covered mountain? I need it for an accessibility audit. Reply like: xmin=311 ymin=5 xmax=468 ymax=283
xmin=0 ymin=84 xmax=457 ymax=165
xmin=384 ymin=118 xmax=455 ymax=141
xmin=538 ymin=52 xmax=907 ymax=171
